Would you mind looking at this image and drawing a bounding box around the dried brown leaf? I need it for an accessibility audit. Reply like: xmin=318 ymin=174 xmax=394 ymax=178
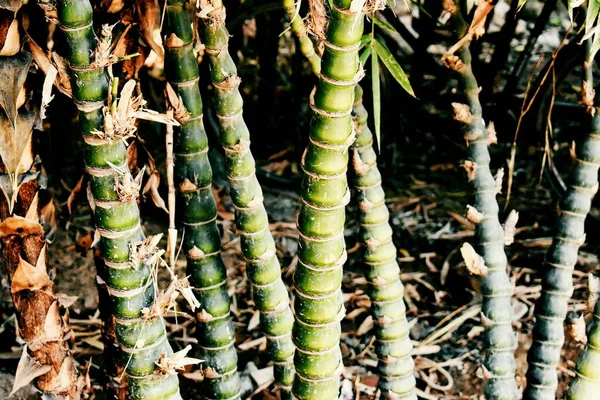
xmin=0 ymin=215 xmax=43 ymax=238
xmin=11 ymin=246 xmax=51 ymax=294
xmin=0 ymin=52 xmax=31 ymax=127
xmin=40 ymin=65 xmax=57 ymax=120
xmin=503 ymin=210 xmax=519 ymax=246
xmin=136 ymin=0 xmax=164 ymax=59
xmin=0 ymin=109 xmax=35 ymax=175
xmin=11 ymin=345 xmax=51 ymax=396
xmin=143 ymin=171 xmax=168 ymax=213
xmin=465 ymin=205 xmax=484 ymax=224
xmin=460 ymin=243 xmax=488 ymax=277
xmin=67 ymin=175 xmax=86 ymax=216
xmin=0 ymin=18 xmax=18 ymax=56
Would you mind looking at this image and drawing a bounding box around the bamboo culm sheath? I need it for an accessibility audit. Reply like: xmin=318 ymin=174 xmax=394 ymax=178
xmin=351 ymin=85 xmax=416 ymax=399
xmin=57 ymin=1 xmax=180 ymax=398
xmin=163 ymin=1 xmax=240 ymax=398
xmin=542 ymin=51 xmax=600 ymax=400
xmin=197 ymin=0 xmax=296 ymax=395
xmin=290 ymin=0 xmax=364 ymax=398
xmin=446 ymin=3 xmax=517 ymax=399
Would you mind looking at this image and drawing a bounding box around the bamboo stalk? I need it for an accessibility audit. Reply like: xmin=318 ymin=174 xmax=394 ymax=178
xmin=350 ymin=84 xmax=416 ymax=399
xmin=539 ymin=42 xmax=600 ymax=400
xmin=56 ymin=1 xmax=180 ymax=398
xmin=197 ymin=0 xmax=296 ymax=396
xmin=162 ymin=1 xmax=241 ymax=398
xmin=287 ymin=0 xmax=365 ymax=397
xmin=444 ymin=2 xmax=517 ymax=399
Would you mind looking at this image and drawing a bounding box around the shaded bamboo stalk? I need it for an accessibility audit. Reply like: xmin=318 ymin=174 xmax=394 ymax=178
xmin=542 ymin=44 xmax=600 ymax=400
xmin=56 ymin=0 xmax=180 ymax=398
xmin=0 ymin=53 xmax=79 ymax=399
xmin=196 ymin=0 xmax=296 ymax=395
xmin=282 ymin=0 xmax=321 ymax=74
xmin=162 ymin=1 xmax=240 ymax=398
xmin=444 ymin=2 xmax=517 ymax=399
xmin=289 ymin=0 xmax=364 ymax=397
xmin=350 ymin=84 xmax=416 ymax=398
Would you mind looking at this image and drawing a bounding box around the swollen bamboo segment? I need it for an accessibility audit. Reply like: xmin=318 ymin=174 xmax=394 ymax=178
xmin=445 ymin=3 xmax=517 ymax=399
xmin=197 ymin=0 xmax=296 ymax=394
xmin=350 ymin=85 xmax=416 ymax=399
xmin=290 ymin=0 xmax=363 ymax=398
xmin=163 ymin=1 xmax=240 ymax=398
xmin=57 ymin=1 xmax=179 ymax=398
xmin=542 ymin=62 xmax=600 ymax=400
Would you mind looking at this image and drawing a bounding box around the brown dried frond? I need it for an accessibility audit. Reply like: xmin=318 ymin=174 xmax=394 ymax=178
xmin=461 ymin=160 xmax=477 ymax=181
xmin=465 ymin=205 xmax=484 ymax=224
xmin=129 ymin=233 xmax=163 ymax=269
xmin=566 ymin=312 xmax=587 ymax=344
xmin=581 ymin=78 xmax=596 ymax=116
xmin=93 ymin=81 xmax=145 ymax=141
xmin=156 ymin=345 xmax=202 ymax=375
xmin=91 ymin=24 xmax=119 ymax=68
xmin=460 ymin=243 xmax=488 ymax=277
xmin=197 ymin=0 xmax=226 ymax=27
xmin=487 ymin=121 xmax=497 ymax=144
xmin=441 ymin=54 xmax=464 ymax=71
xmin=113 ymin=166 xmax=144 ymax=203
xmin=451 ymin=103 xmax=473 ymax=124
xmin=362 ymin=0 xmax=386 ymax=14
xmin=165 ymin=83 xmax=189 ymax=123
xmin=503 ymin=209 xmax=519 ymax=246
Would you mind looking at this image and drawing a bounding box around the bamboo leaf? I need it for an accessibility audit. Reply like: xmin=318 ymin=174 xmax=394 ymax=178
xmin=359 ymin=34 xmax=371 ymax=50
xmin=359 ymin=45 xmax=372 ymax=66
xmin=373 ymin=15 xmax=398 ymax=34
xmin=371 ymin=45 xmax=381 ymax=151
xmin=373 ymin=38 xmax=415 ymax=97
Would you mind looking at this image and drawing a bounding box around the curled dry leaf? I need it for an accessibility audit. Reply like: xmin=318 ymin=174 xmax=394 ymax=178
xmin=156 ymin=345 xmax=202 ymax=375
xmin=0 ymin=52 xmax=31 ymax=128
xmin=11 ymin=345 xmax=52 ymax=396
xmin=487 ymin=121 xmax=497 ymax=144
xmin=494 ymin=167 xmax=504 ymax=194
xmin=503 ymin=210 xmax=519 ymax=246
xmin=451 ymin=103 xmax=472 ymax=124
xmin=466 ymin=205 xmax=484 ymax=224
xmin=566 ymin=312 xmax=587 ymax=344
xmin=11 ymin=246 xmax=51 ymax=294
xmin=142 ymin=171 xmax=168 ymax=213
xmin=589 ymin=272 xmax=600 ymax=310
xmin=0 ymin=17 xmax=19 ymax=56
xmin=460 ymin=242 xmax=488 ymax=277
xmin=40 ymin=66 xmax=58 ymax=120
xmin=461 ymin=160 xmax=477 ymax=181
xmin=129 ymin=233 xmax=163 ymax=268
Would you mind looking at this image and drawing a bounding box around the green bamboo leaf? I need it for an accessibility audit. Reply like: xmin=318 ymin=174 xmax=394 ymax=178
xmin=371 ymin=45 xmax=381 ymax=151
xmin=373 ymin=15 xmax=398 ymax=34
xmin=359 ymin=34 xmax=371 ymax=50
xmin=517 ymin=0 xmax=528 ymax=11
xmin=359 ymin=46 xmax=372 ymax=66
xmin=372 ymin=38 xmax=415 ymax=97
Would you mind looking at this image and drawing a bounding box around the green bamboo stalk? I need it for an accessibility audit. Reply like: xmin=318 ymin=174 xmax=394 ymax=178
xmin=281 ymin=7 xmax=416 ymax=397
xmin=282 ymin=0 xmax=321 ymax=75
xmin=350 ymin=84 xmax=416 ymax=398
xmin=288 ymin=0 xmax=364 ymax=398
xmin=538 ymin=46 xmax=600 ymax=400
xmin=444 ymin=2 xmax=517 ymax=399
xmin=162 ymin=1 xmax=241 ymax=398
xmin=196 ymin=0 xmax=295 ymax=395
xmin=57 ymin=1 xmax=180 ymax=398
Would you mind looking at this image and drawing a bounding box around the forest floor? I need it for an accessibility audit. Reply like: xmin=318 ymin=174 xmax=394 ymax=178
xmin=1 ymin=0 xmax=598 ymax=399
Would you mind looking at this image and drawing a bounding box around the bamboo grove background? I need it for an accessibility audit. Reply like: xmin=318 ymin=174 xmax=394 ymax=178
xmin=2 ymin=0 xmax=600 ymax=399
